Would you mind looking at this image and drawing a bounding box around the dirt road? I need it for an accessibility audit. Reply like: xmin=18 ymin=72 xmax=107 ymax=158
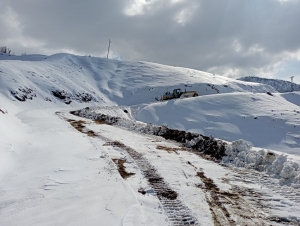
xmin=59 ymin=111 xmax=300 ymax=226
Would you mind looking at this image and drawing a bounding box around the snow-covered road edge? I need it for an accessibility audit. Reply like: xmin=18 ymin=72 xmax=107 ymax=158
xmin=72 ymin=106 xmax=300 ymax=189
xmin=71 ymin=107 xmax=227 ymax=159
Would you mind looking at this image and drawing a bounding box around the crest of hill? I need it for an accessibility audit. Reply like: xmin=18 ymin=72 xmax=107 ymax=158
xmin=238 ymin=76 xmax=300 ymax=93
xmin=0 ymin=53 xmax=276 ymax=110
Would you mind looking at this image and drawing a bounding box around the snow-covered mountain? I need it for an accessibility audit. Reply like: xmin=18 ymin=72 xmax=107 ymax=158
xmin=1 ymin=53 xmax=276 ymax=111
xmin=239 ymin=76 xmax=300 ymax=93
xmin=1 ymin=53 xmax=300 ymax=225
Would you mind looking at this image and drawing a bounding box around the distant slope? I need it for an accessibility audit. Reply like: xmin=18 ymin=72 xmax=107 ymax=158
xmin=0 ymin=53 xmax=276 ymax=111
xmin=238 ymin=76 xmax=300 ymax=93
xmin=135 ymin=92 xmax=300 ymax=155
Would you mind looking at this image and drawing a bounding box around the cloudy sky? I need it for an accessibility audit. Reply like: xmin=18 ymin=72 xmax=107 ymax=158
xmin=1 ymin=0 xmax=300 ymax=83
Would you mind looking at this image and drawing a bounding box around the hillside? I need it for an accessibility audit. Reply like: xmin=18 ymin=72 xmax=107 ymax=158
xmin=1 ymin=53 xmax=300 ymax=225
xmin=134 ymin=92 xmax=300 ymax=155
xmin=239 ymin=76 xmax=300 ymax=93
xmin=0 ymin=53 xmax=276 ymax=111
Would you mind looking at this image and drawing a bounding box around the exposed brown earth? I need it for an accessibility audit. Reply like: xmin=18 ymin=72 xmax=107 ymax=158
xmin=112 ymin=158 xmax=135 ymax=179
xmin=67 ymin=119 xmax=97 ymax=137
xmin=156 ymin=145 xmax=181 ymax=154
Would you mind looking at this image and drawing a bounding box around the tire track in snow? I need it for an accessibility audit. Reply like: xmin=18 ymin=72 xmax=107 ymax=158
xmin=103 ymin=141 xmax=200 ymax=226
xmin=60 ymin=112 xmax=282 ymax=225
xmin=59 ymin=113 xmax=199 ymax=226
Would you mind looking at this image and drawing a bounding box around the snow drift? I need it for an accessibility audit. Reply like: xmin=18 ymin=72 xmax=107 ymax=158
xmin=224 ymin=140 xmax=300 ymax=189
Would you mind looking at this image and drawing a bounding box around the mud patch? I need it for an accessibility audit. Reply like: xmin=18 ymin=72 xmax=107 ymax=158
xmin=196 ymin=171 xmax=271 ymax=226
xmin=94 ymin=119 xmax=106 ymax=124
xmin=196 ymin=171 xmax=236 ymax=225
xmin=156 ymin=145 xmax=180 ymax=154
xmin=67 ymin=119 xmax=97 ymax=137
xmin=112 ymin=159 xmax=135 ymax=179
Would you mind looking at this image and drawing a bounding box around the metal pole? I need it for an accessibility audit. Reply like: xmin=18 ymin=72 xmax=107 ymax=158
xmin=107 ymin=39 xmax=111 ymax=59
xmin=291 ymin=76 xmax=294 ymax=92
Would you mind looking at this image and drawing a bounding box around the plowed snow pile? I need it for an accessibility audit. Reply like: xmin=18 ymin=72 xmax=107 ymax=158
xmin=224 ymin=140 xmax=300 ymax=188
xmin=73 ymin=105 xmax=300 ymax=189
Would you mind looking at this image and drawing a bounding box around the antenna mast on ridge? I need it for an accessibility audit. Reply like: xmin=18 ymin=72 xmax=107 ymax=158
xmin=107 ymin=39 xmax=111 ymax=59
xmin=290 ymin=76 xmax=294 ymax=92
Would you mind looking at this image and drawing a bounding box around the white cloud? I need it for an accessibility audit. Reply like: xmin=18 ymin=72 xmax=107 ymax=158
xmin=232 ymin=39 xmax=242 ymax=52
xmin=124 ymin=0 xmax=152 ymax=16
xmin=175 ymin=8 xmax=191 ymax=25
xmin=174 ymin=1 xmax=198 ymax=25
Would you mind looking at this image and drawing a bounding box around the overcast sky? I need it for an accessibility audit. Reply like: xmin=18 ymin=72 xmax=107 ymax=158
xmin=1 ymin=0 xmax=300 ymax=83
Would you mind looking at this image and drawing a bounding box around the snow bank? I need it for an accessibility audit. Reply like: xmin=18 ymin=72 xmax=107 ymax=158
xmin=72 ymin=107 xmax=226 ymax=159
xmin=223 ymin=140 xmax=300 ymax=188
xmin=74 ymin=107 xmax=300 ymax=188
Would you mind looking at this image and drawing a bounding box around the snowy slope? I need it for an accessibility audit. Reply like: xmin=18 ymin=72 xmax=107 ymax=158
xmin=239 ymin=76 xmax=300 ymax=93
xmin=135 ymin=92 xmax=300 ymax=155
xmin=0 ymin=53 xmax=276 ymax=111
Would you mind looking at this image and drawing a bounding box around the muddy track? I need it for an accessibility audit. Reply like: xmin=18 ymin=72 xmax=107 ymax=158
xmin=61 ymin=115 xmax=199 ymax=225
xmin=195 ymin=171 xmax=271 ymax=226
xmin=103 ymin=141 xmax=200 ymax=226
xmin=61 ymin=113 xmax=277 ymax=225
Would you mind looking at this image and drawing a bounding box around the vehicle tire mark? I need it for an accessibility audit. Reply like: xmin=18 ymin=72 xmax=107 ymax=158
xmin=106 ymin=141 xmax=200 ymax=226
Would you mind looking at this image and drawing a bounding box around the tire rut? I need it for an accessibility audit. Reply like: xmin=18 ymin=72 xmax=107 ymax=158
xmin=60 ymin=114 xmax=200 ymax=226
xmin=105 ymin=141 xmax=200 ymax=226
xmin=61 ymin=113 xmax=276 ymax=226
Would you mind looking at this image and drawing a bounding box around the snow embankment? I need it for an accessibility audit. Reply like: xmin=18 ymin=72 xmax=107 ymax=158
xmin=72 ymin=106 xmax=300 ymax=189
xmin=224 ymin=140 xmax=300 ymax=189
xmin=71 ymin=107 xmax=227 ymax=159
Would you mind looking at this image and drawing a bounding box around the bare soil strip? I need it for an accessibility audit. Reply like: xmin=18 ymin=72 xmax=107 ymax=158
xmin=66 ymin=119 xmax=97 ymax=137
xmin=156 ymin=145 xmax=180 ymax=154
xmin=111 ymin=158 xmax=135 ymax=179
xmin=195 ymin=171 xmax=272 ymax=226
xmin=196 ymin=172 xmax=235 ymax=226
